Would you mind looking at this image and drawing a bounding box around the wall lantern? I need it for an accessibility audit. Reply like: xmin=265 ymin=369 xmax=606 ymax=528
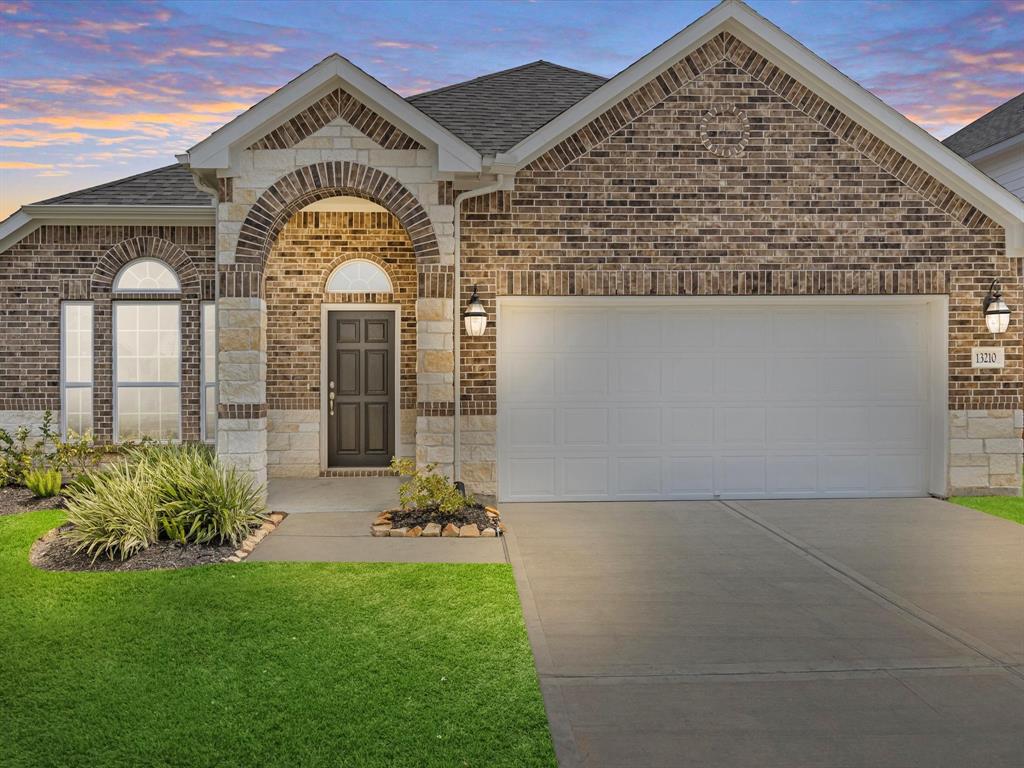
xmin=983 ymin=279 xmax=1011 ymax=334
xmin=464 ymin=284 xmax=488 ymax=337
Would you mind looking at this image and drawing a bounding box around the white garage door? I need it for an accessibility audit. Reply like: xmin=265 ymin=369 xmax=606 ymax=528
xmin=497 ymin=299 xmax=936 ymax=501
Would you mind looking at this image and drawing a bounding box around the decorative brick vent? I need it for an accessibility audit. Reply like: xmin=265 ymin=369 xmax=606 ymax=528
xmin=370 ymin=506 xmax=504 ymax=538
xmin=700 ymin=104 xmax=750 ymax=157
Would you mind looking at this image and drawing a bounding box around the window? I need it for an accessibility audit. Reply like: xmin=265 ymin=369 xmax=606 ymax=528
xmin=326 ymin=259 xmax=392 ymax=293
xmin=61 ymin=302 xmax=93 ymax=436
xmin=114 ymin=303 xmax=181 ymax=441
xmin=201 ymin=302 xmax=217 ymax=442
xmin=113 ymin=258 xmax=180 ymax=293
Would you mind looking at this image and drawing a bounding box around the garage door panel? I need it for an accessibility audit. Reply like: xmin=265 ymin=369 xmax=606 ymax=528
xmin=716 ymin=357 xmax=767 ymax=397
xmin=563 ymin=408 xmax=609 ymax=446
xmin=499 ymin=302 xmax=933 ymax=501
xmin=663 ymin=357 xmax=715 ymax=398
xmin=618 ymin=407 xmax=662 ymax=446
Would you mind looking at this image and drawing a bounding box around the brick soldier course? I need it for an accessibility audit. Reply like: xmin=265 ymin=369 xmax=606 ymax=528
xmin=1 ymin=1 xmax=1020 ymax=498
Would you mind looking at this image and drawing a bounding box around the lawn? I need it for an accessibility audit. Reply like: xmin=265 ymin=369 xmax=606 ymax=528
xmin=950 ymin=484 xmax=1024 ymax=525
xmin=0 ymin=510 xmax=556 ymax=768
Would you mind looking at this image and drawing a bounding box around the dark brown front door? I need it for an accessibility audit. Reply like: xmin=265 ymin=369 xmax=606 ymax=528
xmin=326 ymin=311 xmax=395 ymax=467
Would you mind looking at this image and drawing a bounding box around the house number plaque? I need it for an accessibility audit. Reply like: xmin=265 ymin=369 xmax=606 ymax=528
xmin=971 ymin=347 xmax=1004 ymax=369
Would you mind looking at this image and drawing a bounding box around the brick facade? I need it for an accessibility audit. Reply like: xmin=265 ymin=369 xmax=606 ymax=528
xmin=0 ymin=225 xmax=215 ymax=442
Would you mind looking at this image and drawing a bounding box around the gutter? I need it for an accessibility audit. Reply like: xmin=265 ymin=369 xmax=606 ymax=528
xmin=452 ymin=175 xmax=505 ymax=483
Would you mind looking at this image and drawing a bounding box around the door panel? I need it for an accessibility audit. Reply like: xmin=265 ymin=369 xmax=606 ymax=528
xmin=327 ymin=311 xmax=395 ymax=467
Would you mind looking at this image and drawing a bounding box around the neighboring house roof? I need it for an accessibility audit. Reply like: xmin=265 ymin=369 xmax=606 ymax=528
xmin=943 ymin=92 xmax=1024 ymax=159
xmin=406 ymin=61 xmax=607 ymax=155
xmin=32 ymin=163 xmax=212 ymax=206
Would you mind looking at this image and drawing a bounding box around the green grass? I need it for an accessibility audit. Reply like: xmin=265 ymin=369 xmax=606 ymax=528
xmin=950 ymin=487 xmax=1024 ymax=525
xmin=0 ymin=510 xmax=556 ymax=768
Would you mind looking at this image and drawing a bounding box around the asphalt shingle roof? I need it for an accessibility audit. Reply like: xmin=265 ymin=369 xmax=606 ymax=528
xmin=33 ymin=163 xmax=213 ymax=206
xmin=942 ymin=92 xmax=1024 ymax=158
xmin=407 ymin=60 xmax=607 ymax=155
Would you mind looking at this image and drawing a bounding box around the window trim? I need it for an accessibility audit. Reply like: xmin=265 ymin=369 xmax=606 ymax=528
xmin=200 ymin=301 xmax=217 ymax=444
xmin=112 ymin=300 xmax=183 ymax=443
xmin=113 ymin=257 xmax=181 ymax=294
xmin=60 ymin=300 xmax=94 ymax=438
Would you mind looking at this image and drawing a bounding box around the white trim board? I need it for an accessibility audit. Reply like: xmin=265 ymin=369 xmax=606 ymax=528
xmin=319 ymin=303 xmax=402 ymax=472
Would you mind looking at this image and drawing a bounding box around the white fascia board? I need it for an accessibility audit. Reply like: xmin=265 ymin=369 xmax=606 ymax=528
xmin=185 ymin=54 xmax=481 ymax=173
xmin=493 ymin=0 xmax=1024 ymax=246
xmin=1 ymin=205 xmax=215 ymax=254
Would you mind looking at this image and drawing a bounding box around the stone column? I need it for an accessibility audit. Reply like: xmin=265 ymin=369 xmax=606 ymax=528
xmin=415 ymin=297 xmax=455 ymax=478
xmin=216 ymin=295 xmax=268 ymax=495
xmin=948 ymin=409 xmax=1024 ymax=496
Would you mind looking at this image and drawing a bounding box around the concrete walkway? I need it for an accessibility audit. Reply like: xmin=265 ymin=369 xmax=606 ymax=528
xmin=251 ymin=477 xmax=506 ymax=563
xmin=501 ymin=498 xmax=1024 ymax=768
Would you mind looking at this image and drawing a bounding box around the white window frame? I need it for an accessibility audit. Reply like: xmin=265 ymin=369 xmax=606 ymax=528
xmin=60 ymin=301 xmax=94 ymax=438
xmin=112 ymin=300 xmax=183 ymax=443
xmin=113 ymin=257 xmax=182 ymax=294
xmin=201 ymin=301 xmax=217 ymax=444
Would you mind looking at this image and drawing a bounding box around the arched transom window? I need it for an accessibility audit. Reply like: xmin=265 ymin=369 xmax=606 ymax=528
xmin=113 ymin=258 xmax=181 ymax=292
xmin=326 ymin=259 xmax=393 ymax=293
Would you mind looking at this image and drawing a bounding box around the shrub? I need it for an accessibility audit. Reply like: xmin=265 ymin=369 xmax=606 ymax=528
xmin=139 ymin=444 xmax=266 ymax=546
xmin=391 ymin=457 xmax=472 ymax=514
xmin=24 ymin=468 xmax=62 ymax=498
xmin=64 ymin=462 xmax=160 ymax=561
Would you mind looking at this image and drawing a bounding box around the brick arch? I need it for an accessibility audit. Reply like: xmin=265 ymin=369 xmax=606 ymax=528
xmin=91 ymin=236 xmax=202 ymax=294
xmin=234 ymin=162 xmax=441 ymax=276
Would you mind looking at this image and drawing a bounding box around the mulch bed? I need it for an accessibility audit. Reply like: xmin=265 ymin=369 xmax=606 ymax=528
xmin=388 ymin=504 xmax=495 ymax=532
xmin=0 ymin=485 xmax=65 ymax=516
xmin=30 ymin=524 xmax=238 ymax=572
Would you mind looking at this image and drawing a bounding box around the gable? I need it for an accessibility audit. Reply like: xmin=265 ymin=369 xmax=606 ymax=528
xmin=526 ymin=31 xmax=1000 ymax=233
xmin=247 ymin=88 xmax=424 ymax=152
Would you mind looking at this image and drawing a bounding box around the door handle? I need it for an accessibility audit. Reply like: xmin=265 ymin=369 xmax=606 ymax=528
xmin=328 ymin=384 xmax=335 ymax=416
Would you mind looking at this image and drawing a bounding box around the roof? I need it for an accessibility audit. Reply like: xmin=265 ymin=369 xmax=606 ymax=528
xmin=32 ymin=163 xmax=212 ymax=206
xmin=943 ymin=92 xmax=1024 ymax=158
xmin=407 ymin=61 xmax=607 ymax=155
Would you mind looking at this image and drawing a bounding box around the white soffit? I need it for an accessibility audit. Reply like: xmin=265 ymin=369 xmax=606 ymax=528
xmin=493 ymin=0 xmax=1024 ymax=247
xmin=183 ymin=54 xmax=481 ymax=173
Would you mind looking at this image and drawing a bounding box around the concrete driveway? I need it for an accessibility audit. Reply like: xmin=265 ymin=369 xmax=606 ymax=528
xmin=502 ymin=498 xmax=1024 ymax=768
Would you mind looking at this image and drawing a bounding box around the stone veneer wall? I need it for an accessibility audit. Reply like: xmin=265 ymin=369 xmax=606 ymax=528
xmin=949 ymin=410 xmax=1024 ymax=495
xmin=0 ymin=225 xmax=216 ymax=443
xmin=263 ymin=209 xmax=418 ymax=476
xmin=458 ymin=33 xmax=1021 ymax=496
xmin=214 ymin=102 xmax=458 ymax=487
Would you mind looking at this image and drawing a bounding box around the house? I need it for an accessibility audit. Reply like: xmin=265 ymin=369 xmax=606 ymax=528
xmin=944 ymin=92 xmax=1024 ymax=200
xmin=1 ymin=0 xmax=1021 ymax=501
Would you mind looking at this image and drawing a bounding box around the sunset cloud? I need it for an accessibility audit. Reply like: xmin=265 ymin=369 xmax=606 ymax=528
xmin=1 ymin=0 xmax=1021 ymax=218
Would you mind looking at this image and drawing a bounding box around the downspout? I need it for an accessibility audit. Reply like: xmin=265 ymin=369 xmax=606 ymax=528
xmin=453 ymin=174 xmax=505 ymax=482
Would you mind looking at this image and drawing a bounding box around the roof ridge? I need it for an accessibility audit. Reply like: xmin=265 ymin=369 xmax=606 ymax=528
xmin=407 ymin=60 xmax=605 ymax=102
xmin=32 ymin=163 xmax=188 ymax=205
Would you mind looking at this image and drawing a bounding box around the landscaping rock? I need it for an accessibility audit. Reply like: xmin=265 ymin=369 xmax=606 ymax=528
xmin=459 ymin=525 xmax=480 ymax=538
xmin=269 ymin=512 xmax=285 ymax=525
xmin=442 ymin=523 xmax=460 ymax=537
xmin=422 ymin=522 xmax=442 ymax=537
xmin=480 ymin=527 xmax=497 ymax=537
xmin=485 ymin=506 xmax=499 ymax=516
xmin=371 ymin=524 xmax=391 ymax=537
xmin=389 ymin=527 xmax=408 ymax=537
xmin=406 ymin=526 xmax=423 ymax=537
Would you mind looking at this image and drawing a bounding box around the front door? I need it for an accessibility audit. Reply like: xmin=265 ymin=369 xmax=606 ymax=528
xmin=326 ymin=311 xmax=396 ymax=467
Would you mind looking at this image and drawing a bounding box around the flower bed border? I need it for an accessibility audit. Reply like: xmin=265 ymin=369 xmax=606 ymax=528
xmin=226 ymin=512 xmax=287 ymax=561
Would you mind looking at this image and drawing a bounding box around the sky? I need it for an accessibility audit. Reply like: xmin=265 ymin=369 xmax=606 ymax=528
xmin=0 ymin=0 xmax=1022 ymax=218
